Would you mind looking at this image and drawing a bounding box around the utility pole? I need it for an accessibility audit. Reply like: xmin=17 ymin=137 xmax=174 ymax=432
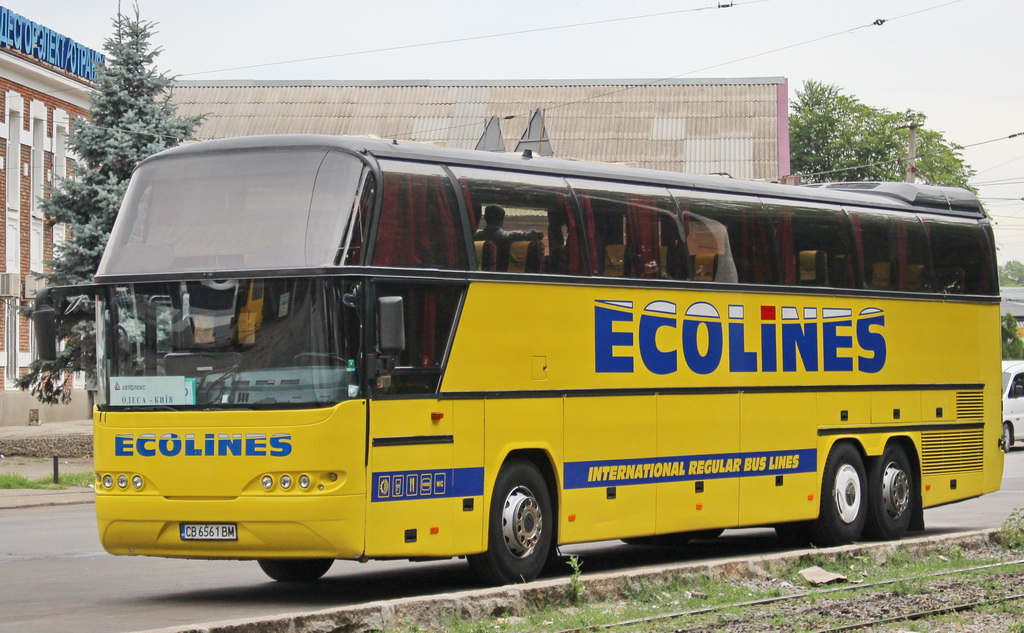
xmin=905 ymin=122 xmax=919 ymax=183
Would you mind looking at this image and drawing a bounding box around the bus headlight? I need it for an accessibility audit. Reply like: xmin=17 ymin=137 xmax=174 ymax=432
xmin=131 ymin=475 xmax=144 ymax=490
xmin=102 ymin=475 xmax=113 ymax=489
xmin=298 ymin=474 xmax=310 ymax=489
xmin=280 ymin=475 xmax=292 ymax=490
xmin=117 ymin=475 xmax=128 ymax=489
xmin=261 ymin=475 xmax=274 ymax=490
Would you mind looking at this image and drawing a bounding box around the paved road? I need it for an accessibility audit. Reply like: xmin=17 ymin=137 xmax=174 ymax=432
xmin=2 ymin=449 xmax=1022 ymax=633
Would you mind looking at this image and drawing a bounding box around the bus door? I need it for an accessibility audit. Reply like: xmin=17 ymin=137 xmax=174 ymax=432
xmin=364 ymin=282 xmax=480 ymax=557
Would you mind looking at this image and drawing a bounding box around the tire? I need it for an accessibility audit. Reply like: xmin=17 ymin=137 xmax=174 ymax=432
xmin=468 ymin=460 xmax=553 ymax=585
xmin=1004 ymin=422 xmax=1014 ymax=453
xmin=807 ymin=443 xmax=866 ymax=547
xmin=862 ymin=444 xmax=914 ymax=541
xmin=774 ymin=521 xmax=810 ymax=547
xmin=257 ymin=558 xmax=333 ymax=582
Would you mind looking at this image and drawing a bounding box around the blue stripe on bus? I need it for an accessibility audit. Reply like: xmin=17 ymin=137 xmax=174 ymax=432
xmin=563 ymin=449 xmax=817 ymax=489
xmin=372 ymin=467 xmax=484 ymax=502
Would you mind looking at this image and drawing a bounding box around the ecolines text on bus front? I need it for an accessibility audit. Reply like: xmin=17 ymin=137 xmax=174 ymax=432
xmin=594 ymin=299 xmax=886 ymax=376
xmin=114 ymin=433 xmax=293 ymax=457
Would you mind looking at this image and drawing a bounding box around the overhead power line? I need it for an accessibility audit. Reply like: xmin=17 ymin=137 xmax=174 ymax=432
xmin=796 ymin=131 xmax=1024 ymax=181
xmin=397 ymin=0 xmax=970 ymax=141
xmin=179 ymin=1 xmax=771 ymax=78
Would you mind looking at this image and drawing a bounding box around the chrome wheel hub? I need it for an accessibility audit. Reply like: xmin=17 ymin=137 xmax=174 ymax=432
xmin=881 ymin=461 xmax=910 ymax=519
xmin=501 ymin=485 xmax=542 ymax=558
xmin=833 ymin=464 xmax=862 ymax=524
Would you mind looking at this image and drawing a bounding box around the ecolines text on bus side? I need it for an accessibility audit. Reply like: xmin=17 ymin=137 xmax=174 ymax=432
xmin=594 ymin=299 xmax=887 ymax=376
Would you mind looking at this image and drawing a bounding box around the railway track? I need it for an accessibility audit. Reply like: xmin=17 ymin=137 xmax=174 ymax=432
xmin=551 ymin=559 xmax=1024 ymax=633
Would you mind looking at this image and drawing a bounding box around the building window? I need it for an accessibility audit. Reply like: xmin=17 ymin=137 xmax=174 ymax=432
xmin=31 ymin=116 xmax=44 ymax=218
xmin=5 ymin=300 xmax=17 ymax=381
xmin=6 ymin=109 xmax=21 ymax=215
xmin=31 ymin=216 xmax=43 ymax=273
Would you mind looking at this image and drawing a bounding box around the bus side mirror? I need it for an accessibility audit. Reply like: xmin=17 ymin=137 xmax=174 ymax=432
xmin=32 ymin=287 xmax=59 ymax=362
xmin=377 ymin=296 xmax=405 ymax=373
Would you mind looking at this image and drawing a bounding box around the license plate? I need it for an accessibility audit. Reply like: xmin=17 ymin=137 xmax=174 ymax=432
xmin=179 ymin=523 xmax=237 ymax=541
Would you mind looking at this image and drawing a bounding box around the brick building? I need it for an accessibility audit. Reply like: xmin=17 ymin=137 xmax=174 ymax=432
xmin=0 ymin=7 xmax=100 ymax=424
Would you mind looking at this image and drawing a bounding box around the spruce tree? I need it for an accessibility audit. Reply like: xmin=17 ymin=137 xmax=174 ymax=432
xmin=18 ymin=4 xmax=201 ymax=404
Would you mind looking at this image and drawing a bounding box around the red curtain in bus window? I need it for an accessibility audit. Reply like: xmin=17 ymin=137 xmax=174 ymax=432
xmin=848 ymin=212 xmax=865 ymax=282
xmin=425 ymin=180 xmax=461 ymax=268
xmin=571 ymin=193 xmax=600 ymax=275
xmin=773 ymin=208 xmax=795 ymax=285
xmin=412 ymin=289 xmax=439 ymax=368
xmin=374 ymin=169 xmax=462 ymax=269
xmin=625 ymin=194 xmax=661 ymax=278
xmin=461 ymin=181 xmax=479 ymax=233
xmin=375 ymin=173 xmax=420 ymax=267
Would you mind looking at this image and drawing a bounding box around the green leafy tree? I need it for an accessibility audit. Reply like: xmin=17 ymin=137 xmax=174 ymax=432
xmin=790 ymin=80 xmax=974 ymax=188
xmin=1003 ymin=313 xmax=1024 ymax=360
xmin=1000 ymin=261 xmax=1024 ymax=287
xmin=18 ymin=5 xmax=201 ymax=404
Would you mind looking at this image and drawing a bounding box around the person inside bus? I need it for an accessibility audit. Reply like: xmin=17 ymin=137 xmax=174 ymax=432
xmin=474 ymin=205 xmax=543 ymax=243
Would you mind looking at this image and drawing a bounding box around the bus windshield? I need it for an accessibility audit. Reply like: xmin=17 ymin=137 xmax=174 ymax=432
xmin=97 ymin=277 xmax=362 ymax=410
xmin=97 ymin=149 xmax=365 ymax=276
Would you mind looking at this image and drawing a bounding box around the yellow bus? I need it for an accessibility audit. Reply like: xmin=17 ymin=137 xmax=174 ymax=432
xmin=34 ymin=135 xmax=1002 ymax=584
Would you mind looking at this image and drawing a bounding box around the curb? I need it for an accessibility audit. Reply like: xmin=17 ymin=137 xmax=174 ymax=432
xmin=128 ymin=528 xmax=1003 ymax=633
xmin=0 ymin=488 xmax=94 ymax=510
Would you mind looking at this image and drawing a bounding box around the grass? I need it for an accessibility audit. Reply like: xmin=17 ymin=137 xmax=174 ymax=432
xmin=0 ymin=471 xmax=94 ymax=489
xmin=429 ymin=539 xmax=1024 ymax=633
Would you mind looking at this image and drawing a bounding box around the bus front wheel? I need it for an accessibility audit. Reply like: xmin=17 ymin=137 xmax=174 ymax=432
xmin=807 ymin=443 xmax=866 ymax=547
xmin=257 ymin=558 xmax=334 ymax=582
xmin=468 ymin=460 xmax=553 ymax=585
xmin=863 ymin=444 xmax=913 ymax=541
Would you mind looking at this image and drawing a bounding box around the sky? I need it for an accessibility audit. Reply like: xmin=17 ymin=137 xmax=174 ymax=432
xmin=10 ymin=0 xmax=1024 ymax=263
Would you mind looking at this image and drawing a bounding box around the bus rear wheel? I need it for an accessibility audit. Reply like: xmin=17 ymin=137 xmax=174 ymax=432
xmin=863 ymin=444 xmax=913 ymax=540
xmin=807 ymin=442 xmax=866 ymax=547
xmin=468 ymin=460 xmax=553 ymax=585
xmin=257 ymin=558 xmax=334 ymax=582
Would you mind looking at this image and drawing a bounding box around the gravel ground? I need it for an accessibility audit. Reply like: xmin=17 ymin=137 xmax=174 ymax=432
xmin=659 ymin=556 xmax=1024 ymax=632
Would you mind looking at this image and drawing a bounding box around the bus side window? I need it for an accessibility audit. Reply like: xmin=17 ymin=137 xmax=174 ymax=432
xmin=308 ymin=151 xmax=366 ymax=267
xmin=569 ymin=181 xmax=683 ymax=280
xmin=672 ymin=190 xmax=774 ymax=284
xmin=373 ymin=282 xmax=464 ymax=395
xmin=765 ymin=201 xmax=857 ymax=289
xmin=372 ymin=161 xmax=467 ymax=270
xmin=922 ymin=215 xmax=997 ymax=295
xmin=895 ymin=215 xmax=932 ymax=291
xmin=848 ymin=210 xmax=893 ymax=290
xmin=452 ymin=167 xmax=584 ymax=275
xmin=338 ymin=172 xmax=375 ymax=266
xmin=848 ymin=208 xmax=936 ymax=293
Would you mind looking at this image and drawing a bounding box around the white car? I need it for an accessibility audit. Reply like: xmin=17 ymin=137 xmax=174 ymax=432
xmin=1001 ymin=361 xmax=1024 ymax=452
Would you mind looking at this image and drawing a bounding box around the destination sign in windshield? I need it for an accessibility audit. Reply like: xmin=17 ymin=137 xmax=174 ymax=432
xmin=110 ymin=377 xmax=196 ymax=406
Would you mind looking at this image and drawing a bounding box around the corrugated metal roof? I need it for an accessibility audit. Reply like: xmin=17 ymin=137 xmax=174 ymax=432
xmin=170 ymin=78 xmax=787 ymax=181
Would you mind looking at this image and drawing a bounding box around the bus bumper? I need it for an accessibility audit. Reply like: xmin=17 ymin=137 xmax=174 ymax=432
xmin=96 ymin=493 xmax=366 ymax=560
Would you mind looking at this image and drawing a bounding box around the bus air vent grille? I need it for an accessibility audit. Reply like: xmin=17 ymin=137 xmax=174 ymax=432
xmin=920 ymin=429 xmax=984 ymax=475
xmin=954 ymin=391 xmax=984 ymax=420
